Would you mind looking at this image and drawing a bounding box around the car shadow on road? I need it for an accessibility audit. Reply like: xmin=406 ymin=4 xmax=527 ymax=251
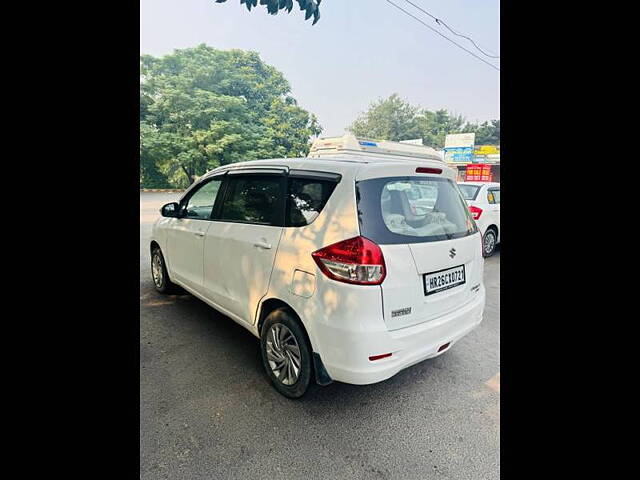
xmin=140 ymin=279 xmax=481 ymax=415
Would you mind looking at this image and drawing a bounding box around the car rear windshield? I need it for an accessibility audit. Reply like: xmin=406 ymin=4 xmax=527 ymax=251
xmin=458 ymin=184 xmax=481 ymax=200
xmin=356 ymin=176 xmax=478 ymax=244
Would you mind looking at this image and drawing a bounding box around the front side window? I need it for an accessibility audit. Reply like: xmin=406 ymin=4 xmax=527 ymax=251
xmin=218 ymin=175 xmax=283 ymax=225
xmin=286 ymin=178 xmax=338 ymax=227
xmin=182 ymin=179 xmax=222 ymax=220
xmin=357 ymin=177 xmax=477 ymax=244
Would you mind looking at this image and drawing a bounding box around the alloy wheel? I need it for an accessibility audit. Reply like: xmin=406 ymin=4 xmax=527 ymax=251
xmin=483 ymin=231 xmax=496 ymax=255
xmin=265 ymin=323 xmax=301 ymax=386
xmin=152 ymin=252 xmax=164 ymax=288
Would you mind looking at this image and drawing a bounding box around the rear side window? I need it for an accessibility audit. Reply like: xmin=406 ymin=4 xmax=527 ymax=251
xmin=356 ymin=177 xmax=477 ymax=244
xmin=488 ymin=188 xmax=500 ymax=204
xmin=458 ymin=184 xmax=480 ymax=200
xmin=218 ymin=175 xmax=283 ymax=226
xmin=286 ymin=178 xmax=338 ymax=227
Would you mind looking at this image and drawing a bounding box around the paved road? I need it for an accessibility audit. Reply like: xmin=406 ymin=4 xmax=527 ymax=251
xmin=140 ymin=192 xmax=500 ymax=480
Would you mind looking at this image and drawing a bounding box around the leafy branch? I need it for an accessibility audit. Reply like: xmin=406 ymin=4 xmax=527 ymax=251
xmin=214 ymin=0 xmax=321 ymax=25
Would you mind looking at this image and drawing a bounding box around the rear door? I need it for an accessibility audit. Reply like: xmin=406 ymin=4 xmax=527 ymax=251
xmin=356 ymin=164 xmax=483 ymax=331
xmin=203 ymin=170 xmax=286 ymax=325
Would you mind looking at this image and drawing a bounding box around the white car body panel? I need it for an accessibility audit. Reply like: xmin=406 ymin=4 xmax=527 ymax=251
xmin=458 ymin=181 xmax=501 ymax=243
xmin=203 ymin=221 xmax=283 ymax=326
xmin=151 ymin=156 xmax=486 ymax=386
xmin=380 ymin=234 xmax=483 ymax=331
xmin=165 ymin=218 xmax=211 ymax=294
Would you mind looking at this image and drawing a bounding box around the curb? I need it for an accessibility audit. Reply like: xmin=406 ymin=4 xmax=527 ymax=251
xmin=141 ymin=189 xmax=185 ymax=193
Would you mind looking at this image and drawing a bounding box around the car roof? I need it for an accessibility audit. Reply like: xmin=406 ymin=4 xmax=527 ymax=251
xmin=202 ymin=155 xmax=448 ymax=179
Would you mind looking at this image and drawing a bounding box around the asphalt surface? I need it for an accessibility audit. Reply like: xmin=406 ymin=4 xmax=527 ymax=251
xmin=140 ymin=192 xmax=500 ymax=480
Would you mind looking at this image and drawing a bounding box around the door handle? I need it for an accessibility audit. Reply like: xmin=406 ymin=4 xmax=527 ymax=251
xmin=194 ymin=231 xmax=205 ymax=237
xmin=254 ymin=241 xmax=272 ymax=249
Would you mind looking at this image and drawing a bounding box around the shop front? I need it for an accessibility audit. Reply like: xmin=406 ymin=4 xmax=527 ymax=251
xmin=448 ymin=145 xmax=500 ymax=182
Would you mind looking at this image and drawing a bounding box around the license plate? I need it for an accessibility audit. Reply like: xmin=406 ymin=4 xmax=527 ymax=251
xmin=423 ymin=265 xmax=466 ymax=296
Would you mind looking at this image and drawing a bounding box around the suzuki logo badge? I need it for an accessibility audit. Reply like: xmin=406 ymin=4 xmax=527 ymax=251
xmin=449 ymin=248 xmax=456 ymax=259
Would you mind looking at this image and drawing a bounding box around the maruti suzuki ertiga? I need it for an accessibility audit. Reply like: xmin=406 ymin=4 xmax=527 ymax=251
xmin=151 ymin=156 xmax=485 ymax=398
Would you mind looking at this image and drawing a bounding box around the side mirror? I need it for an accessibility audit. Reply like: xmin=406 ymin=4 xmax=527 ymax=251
xmin=160 ymin=202 xmax=180 ymax=218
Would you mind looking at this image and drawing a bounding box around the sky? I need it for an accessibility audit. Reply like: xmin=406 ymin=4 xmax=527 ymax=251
xmin=140 ymin=0 xmax=500 ymax=137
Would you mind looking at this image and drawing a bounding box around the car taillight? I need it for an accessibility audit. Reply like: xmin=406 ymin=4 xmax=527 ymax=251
xmin=311 ymin=236 xmax=386 ymax=285
xmin=469 ymin=205 xmax=483 ymax=220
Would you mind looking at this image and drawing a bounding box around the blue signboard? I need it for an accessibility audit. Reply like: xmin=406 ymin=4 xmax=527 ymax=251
xmin=444 ymin=146 xmax=474 ymax=163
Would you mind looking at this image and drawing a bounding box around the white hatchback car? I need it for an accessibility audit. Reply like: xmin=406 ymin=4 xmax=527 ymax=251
xmin=457 ymin=181 xmax=501 ymax=257
xmin=151 ymin=157 xmax=486 ymax=398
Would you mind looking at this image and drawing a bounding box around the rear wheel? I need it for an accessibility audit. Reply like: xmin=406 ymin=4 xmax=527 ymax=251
xmin=482 ymin=228 xmax=497 ymax=257
xmin=151 ymin=247 xmax=179 ymax=294
xmin=260 ymin=308 xmax=312 ymax=399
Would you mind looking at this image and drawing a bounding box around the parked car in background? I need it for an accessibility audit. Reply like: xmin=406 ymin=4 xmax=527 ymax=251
xmin=150 ymin=157 xmax=486 ymax=398
xmin=406 ymin=184 xmax=438 ymax=214
xmin=457 ymin=181 xmax=501 ymax=257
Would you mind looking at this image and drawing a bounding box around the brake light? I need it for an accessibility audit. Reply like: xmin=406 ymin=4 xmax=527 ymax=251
xmin=469 ymin=205 xmax=483 ymax=220
xmin=311 ymin=236 xmax=386 ymax=285
xmin=416 ymin=167 xmax=442 ymax=174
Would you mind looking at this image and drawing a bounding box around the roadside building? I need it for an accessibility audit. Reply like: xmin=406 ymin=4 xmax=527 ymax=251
xmin=447 ymin=145 xmax=500 ymax=182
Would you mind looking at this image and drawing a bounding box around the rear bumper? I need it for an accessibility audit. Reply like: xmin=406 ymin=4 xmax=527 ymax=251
xmin=319 ymin=288 xmax=485 ymax=385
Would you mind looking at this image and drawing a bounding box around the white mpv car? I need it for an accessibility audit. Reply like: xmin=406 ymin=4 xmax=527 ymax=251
xmin=151 ymin=157 xmax=486 ymax=398
xmin=457 ymin=181 xmax=501 ymax=257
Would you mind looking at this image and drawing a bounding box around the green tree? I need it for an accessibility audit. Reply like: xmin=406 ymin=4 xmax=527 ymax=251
xmin=348 ymin=94 xmax=423 ymax=142
xmin=347 ymin=94 xmax=499 ymax=149
xmin=465 ymin=119 xmax=500 ymax=145
xmin=140 ymin=122 xmax=172 ymax=188
xmin=417 ymin=109 xmax=467 ymax=148
xmin=214 ymin=0 xmax=321 ymax=24
xmin=140 ymin=45 xmax=322 ymax=187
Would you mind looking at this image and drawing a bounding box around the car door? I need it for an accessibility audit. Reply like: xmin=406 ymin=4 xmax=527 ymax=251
xmin=486 ymin=186 xmax=501 ymax=241
xmin=203 ymin=170 xmax=286 ymax=325
xmin=166 ymin=176 xmax=224 ymax=293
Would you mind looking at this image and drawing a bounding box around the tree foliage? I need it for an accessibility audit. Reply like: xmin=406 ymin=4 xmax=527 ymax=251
xmin=214 ymin=0 xmax=321 ymax=25
xmin=464 ymin=119 xmax=500 ymax=145
xmin=348 ymin=94 xmax=423 ymax=142
xmin=140 ymin=45 xmax=322 ymax=188
xmin=348 ymin=94 xmax=500 ymax=149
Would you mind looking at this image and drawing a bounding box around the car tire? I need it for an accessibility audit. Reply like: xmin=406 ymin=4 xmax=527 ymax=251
xmin=151 ymin=247 xmax=180 ymax=294
xmin=482 ymin=228 xmax=497 ymax=258
xmin=260 ymin=308 xmax=313 ymax=399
